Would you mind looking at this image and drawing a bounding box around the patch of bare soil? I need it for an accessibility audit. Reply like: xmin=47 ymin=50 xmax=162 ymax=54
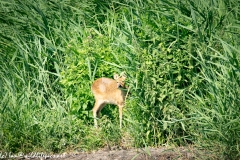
xmin=48 ymin=147 xmax=202 ymax=160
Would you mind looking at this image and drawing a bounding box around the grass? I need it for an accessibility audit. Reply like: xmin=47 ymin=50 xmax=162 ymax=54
xmin=0 ymin=0 xmax=239 ymax=159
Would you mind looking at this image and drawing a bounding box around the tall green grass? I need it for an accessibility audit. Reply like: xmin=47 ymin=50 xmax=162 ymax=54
xmin=0 ymin=0 xmax=239 ymax=159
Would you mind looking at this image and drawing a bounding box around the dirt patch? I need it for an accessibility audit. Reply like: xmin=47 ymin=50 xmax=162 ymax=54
xmin=47 ymin=147 xmax=201 ymax=160
xmin=3 ymin=146 xmax=208 ymax=159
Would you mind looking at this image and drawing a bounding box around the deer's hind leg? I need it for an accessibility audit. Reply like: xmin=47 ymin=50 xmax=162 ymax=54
xmin=93 ymin=100 xmax=106 ymax=128
xmin=118 ymin=105 xmax=124 ymax=128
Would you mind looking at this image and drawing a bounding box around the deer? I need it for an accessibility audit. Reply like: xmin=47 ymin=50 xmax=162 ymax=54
xmin=91 ymin=73 xmax=128 ymax=128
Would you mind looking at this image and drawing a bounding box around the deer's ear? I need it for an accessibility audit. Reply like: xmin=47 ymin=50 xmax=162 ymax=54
xmin=121 ymin=75 xmax=126 ymax=81
xmin=120 ymin=72 xmax=125 ymax=76
xmin=114 ymin=73 xmax=119 ymax=80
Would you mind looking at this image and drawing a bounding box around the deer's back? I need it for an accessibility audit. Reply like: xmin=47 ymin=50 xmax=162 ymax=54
xmin=91 ymin=77 xmax=126 ymax=104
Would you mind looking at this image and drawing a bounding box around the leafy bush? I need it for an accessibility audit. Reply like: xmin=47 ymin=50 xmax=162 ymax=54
xmin=60 ymin=29 xmax=127 ymax=121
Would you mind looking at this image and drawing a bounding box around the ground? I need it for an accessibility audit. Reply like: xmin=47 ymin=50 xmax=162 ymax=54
xmin=21 ymin=146 xmax=204 ymax=160
xmin=59 ymin=148 xmax=196 ymax=160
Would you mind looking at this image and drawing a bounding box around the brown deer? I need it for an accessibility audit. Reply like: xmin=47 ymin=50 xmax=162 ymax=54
xmin=91 ymin=73 xmax=128 ymax=128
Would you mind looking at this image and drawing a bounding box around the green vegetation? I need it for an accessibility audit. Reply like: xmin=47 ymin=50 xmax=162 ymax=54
xmin=0 ymin=0 xmax=239 ymax=159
